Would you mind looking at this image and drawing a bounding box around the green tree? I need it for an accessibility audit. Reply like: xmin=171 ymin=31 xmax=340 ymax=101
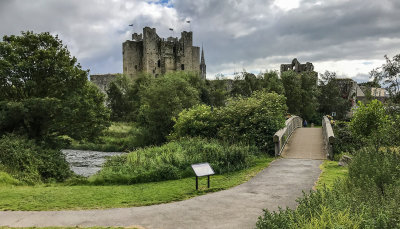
xmin=260 ymin=71 xmax=285 ymax=95
xmin=137 ymin=72 xmax=200 ymax=145
xmin=350 ymin=100 xmax=390 ymax=150
xmin=106 ymin=74 xmax=138 ymax=121
xmin=281 ymin=70 xmax=302 ymax=115
xmin=230 ymin=71 xmax=261 ymax=97
xmin=371 ymin=54 xmax=400 ymax=103
xmin=206 ymin=77 xmax=228 ymax=107
xmin=318 ymin=71 xmax=352 ymax=120
xmin=0 ymin=31 xmax=110 ymax=142
xmin=300 ymin=71 xmax=319 ymax=121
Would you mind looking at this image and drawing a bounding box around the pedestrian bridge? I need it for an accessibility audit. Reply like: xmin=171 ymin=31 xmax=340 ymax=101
xmin=273 ymin=116 xmax=335 ymax=160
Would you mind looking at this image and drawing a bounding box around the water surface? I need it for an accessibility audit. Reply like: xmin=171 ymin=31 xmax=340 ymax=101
xmin=62 ymin=149 xmax=126 ymax=177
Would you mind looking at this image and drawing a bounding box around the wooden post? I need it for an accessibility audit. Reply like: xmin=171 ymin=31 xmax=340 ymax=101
xmin=207 ymin=175 xmax=210 ymax=188
xmin=196 ymin=176 xmax=198 ymax=190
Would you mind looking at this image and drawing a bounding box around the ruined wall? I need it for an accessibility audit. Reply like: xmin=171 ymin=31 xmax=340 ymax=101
xmin=280 ymin=58 xmax=314 ymax=74
xmin=90 ymin=74 xmax=119 ymax=94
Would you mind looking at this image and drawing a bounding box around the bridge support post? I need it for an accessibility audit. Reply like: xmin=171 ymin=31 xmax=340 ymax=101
xmin=322 ymin=116 xmax=335 ymax=160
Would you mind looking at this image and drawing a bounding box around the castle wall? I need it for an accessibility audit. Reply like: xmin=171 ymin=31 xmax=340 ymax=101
xmin=191 ymin=46 xmax=200 ymax=72
xmin=123 ymin=41 xmax=143 ymax=78
xmin=143 ymin=27 xmax=162 ymax=77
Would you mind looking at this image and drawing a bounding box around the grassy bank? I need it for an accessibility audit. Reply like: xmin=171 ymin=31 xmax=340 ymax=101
xmin=0 ymin=156 xmax=273 ymax=211
xmin=315 ymin=160 xmax=348 ymax=189
xmin=70 ymin=122 xmax=137 ymax=152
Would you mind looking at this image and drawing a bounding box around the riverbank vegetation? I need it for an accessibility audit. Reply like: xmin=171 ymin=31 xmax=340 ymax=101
xmin=70 ymin=122 xmax=138 ymax=152
xmin=90 ymin=138 xmax=260 ymax=185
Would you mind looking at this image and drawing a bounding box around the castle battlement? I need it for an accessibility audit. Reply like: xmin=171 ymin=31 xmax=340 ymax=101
xmin=123 ymin=27 xmax=206 ymax=79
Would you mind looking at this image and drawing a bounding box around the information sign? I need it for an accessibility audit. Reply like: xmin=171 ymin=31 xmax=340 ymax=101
xmin=191 ymin=162 xmax=215 ymax=190
xmin=191 ymin=163 xmax=215 ymax=177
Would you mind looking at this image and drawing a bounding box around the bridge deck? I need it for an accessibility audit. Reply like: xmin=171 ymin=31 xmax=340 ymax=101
xmin=281 ymin=127 xmax=326 ymax=160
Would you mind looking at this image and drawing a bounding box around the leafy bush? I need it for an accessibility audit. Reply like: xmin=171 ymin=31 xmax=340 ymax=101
xmin=0 ymin=171 xmax=21 ymax=186
xmin=90 ymin=138 xmax=260 ymax=185
xmin=218 ymin=91 xmax=287 ymax=153
xmin=170 ymin=104 xmax=218 ymax=139
xmin=0 ymin=134 xmax=71 ymax=184
xmin=332 ymin=121 xmax=362 ymax=156
xmin=350 ymin=100 xmax=390 ymax=149
xmin=256 ymin=147 xmax=400 ymax=229
xmin=171 ymin=91 xmax=287 ymax=154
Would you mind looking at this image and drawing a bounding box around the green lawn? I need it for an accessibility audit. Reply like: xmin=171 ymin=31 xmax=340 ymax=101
xmin=316 ymin=160 xmax=348 ymax=189
xmin=70 ymin=122 xmax=137 ymax=152
xmin=0 ymin=157 xmax=274 ymax=211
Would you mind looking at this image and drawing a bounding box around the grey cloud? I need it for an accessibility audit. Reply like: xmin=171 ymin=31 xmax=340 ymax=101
xmin=1 ymin=0 xmax=399 ymax=80
xmin=172 ymin=0 xmax=400 ymax=78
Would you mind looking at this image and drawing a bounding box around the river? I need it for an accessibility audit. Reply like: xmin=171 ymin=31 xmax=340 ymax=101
xmin=61 ymin=149 xmax=126 ymax=177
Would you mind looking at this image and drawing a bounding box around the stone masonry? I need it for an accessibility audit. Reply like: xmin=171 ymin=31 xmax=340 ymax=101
xmin=280 ymin=58 xmax=314 ymax=74
xmin=90 ymin=74 xmax=119 ymax=94
xmin=123 ymin=27 xmax=206 ymax=79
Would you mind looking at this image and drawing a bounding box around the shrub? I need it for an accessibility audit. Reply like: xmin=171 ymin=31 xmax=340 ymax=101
xmin=0 ymin=171 xmax=21 ymax=186
xmin=170 ymin=104 xmax=218 ymax=140
xmin=90 ymin=138 xmax=260 ymax=185
xmin=332 ymin=121 xmax=362 ymax=156
xmin=350 ymin=100 xmax=390 ymax=149
xmin=172 ymin=91 xmax=287 ymax=154
xmin=0 ymin=134 xmax=71 ymax=184
xmin=217 ymin=91 xmax=287 ymax=153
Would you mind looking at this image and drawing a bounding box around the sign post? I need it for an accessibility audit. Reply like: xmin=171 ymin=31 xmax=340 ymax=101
xmin=191 ymin=162 xmax=215 ymax=190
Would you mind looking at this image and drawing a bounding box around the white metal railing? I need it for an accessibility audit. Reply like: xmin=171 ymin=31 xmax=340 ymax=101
xmin=273 ymin=116 xmax=303 ymax=156
xmin=322 ymin=116 xmax=335 ymax=159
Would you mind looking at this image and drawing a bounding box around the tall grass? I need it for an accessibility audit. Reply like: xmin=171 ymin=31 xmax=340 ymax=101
xmin=70 ymin=122 xmax=138 ymax=152
xmin=90 ymin=138 xmax=260 ymax=185
xmin=256 ymin=147 xmax=400 ymax=228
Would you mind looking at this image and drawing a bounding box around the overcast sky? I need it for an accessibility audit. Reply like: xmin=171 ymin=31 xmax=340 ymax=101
xmin=1 ymin=0 xmax=399 ymax=81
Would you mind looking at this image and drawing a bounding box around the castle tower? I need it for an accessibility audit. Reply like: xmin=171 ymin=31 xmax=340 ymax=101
xmin=200 ymin=46 xmax=206 ymax=79
xmin=123 ymin=27 xmax=203 ymax=79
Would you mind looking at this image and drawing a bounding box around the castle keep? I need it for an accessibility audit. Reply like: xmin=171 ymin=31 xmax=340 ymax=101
xmin=123 ymin=27 xmax=206 ymax=79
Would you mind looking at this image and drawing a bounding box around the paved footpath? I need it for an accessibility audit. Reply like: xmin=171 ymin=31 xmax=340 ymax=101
xmin=282 ymin=128 xmax=326 ymax=160
xmin=0 ymin=128 xmax=324 ymax=229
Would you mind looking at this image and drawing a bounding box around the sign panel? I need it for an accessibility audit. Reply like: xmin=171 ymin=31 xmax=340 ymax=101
xmin=191 ymin=162 xmax=215 ymax=177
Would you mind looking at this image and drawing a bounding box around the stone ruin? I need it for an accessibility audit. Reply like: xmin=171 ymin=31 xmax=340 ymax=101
xmin=280 ymin=58 xmax=314 ymax=74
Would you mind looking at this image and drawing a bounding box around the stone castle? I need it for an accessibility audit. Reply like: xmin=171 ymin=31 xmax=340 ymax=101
xmin=90 ymin=27 xmax=206 ymax=93
xmin=123 ymin=27 xmax=206 ymax=79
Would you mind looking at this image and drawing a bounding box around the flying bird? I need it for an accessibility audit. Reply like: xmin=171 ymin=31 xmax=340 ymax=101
xmin=129 ymin=24 xmax=133 ymax=26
